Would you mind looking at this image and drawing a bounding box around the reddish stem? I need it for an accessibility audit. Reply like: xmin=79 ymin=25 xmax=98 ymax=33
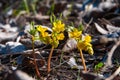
xmin=47 ymin=46 xmax=54 ymax=73
xmin=32 ymin=37 xmax=41 ymax=78
xmin=79 ymin=49 xmax=87 ymax=71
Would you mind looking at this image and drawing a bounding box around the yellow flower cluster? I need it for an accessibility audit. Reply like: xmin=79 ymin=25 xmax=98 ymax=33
xmin=36 ymin=20 xmax=65 ymax=48
xmin=77 ymin=35 xmax=93 ymax=55
xmin=51 ymin=20 xmax=65 ymax=47
xmin=56 ymin=33 xmax=64 ymax=40
xmin=69 ymin=28 xmax=82 ymax=40
xmin=37 ymin=26 xmax=49 ymax=38
xmin=69 ymin=28 xmax=93 ymax=55
xmin=52 ymin=20 xmax=65 ymax=33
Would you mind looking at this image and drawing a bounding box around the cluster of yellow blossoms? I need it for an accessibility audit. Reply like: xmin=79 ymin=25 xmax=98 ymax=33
xmin=30 ymin=18 xmax=94 ymax=72
xmin=36 ymin=20 xmax=65 ymax=48
xmin=69 ymin=27 xmax=93 ymax=55
xmin=37 ymin=21 xmax=93 ymax=55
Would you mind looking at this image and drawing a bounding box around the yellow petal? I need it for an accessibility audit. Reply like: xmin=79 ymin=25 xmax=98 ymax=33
xmin=77 ymin=41 xmax=85 ymax=50
xmin=41 ymin=32 xmax=49 ymax=37
xmin=87 ymin=47 xmax=94 ymax=55
xmin=57 ymin=33 xmax=64 ymax=40
xmin=52 ymin=20 xmax=65 ymax=33
xmin=69 ymin=28 xmax=82 ymax=39
xmin=37 ymin=25 xmax=48 ymax=33
xmin=84 ymin=35 xmax=91 ymax=43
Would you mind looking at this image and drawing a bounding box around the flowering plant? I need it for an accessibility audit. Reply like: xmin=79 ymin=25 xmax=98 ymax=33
xmin=68 ymin=27 xmax=93 ymax=71
xmin=28 ymin=22 xmax=41 ymax=78
xmin=36 ymin=19 xmax=65 ymax=73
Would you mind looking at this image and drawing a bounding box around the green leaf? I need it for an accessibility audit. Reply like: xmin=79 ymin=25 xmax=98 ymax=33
xmin=47 ymin=3 xmax=55 ymax=15
xmin=94 ymin=62 xmax=104 ymax=70
xmin=50 ymin=13 xmax=56 ymax=24
xmin=50 ymin=15 xmax=53 ymax=23
xmin=78 ymin=23 xmax=83 ymax=31
xmin=59 ymin=13 xmax=63 ymax=20
xmin=28 ymin=22 xmax=37 ymax=36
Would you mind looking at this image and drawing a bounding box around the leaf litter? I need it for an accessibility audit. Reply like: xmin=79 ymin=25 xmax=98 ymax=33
xmin=0 ymin=0 xmax=120 ymax=80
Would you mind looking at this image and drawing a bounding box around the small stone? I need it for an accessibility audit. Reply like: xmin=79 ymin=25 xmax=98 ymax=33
xmin=0 ymin=31 xmax=18 ymax=43
xmin=0 ymin=44 xmax=6 ymax=54
xmin=20 ymin=38 xmax=44 ymax=49
xmin=5 ymin=41 xmax=26 ymax=54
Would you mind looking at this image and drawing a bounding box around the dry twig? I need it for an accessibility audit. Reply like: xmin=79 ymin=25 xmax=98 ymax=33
xmin=103 ymin=40 xmax=120 ymax=70
xmin=105 ymin=66 xmax=120 ymax=80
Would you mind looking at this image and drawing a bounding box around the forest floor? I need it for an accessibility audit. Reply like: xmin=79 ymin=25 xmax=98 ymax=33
xmin=0 ymin=0 xmax=120 ymax=80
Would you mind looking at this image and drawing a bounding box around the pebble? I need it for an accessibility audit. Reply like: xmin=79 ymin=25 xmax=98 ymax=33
xmin=0 ymin=44 xmax=6 ymax=54
xmin=5 ymin=41 xmax=26 ymax=54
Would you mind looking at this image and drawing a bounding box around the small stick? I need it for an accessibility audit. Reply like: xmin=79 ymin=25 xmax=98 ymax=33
xmin=105 ymin=66 xmax=120 ymax=80
xmin=106 ymin=40 xmax=120 ymax=67
xmin=102 ymin=40 xmax=120 ymax=71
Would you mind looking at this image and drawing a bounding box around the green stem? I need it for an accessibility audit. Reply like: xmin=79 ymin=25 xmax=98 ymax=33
xmin=79 ymin=49 xmax=87 ymax=71
xmin=32 ymin=4 xmax=37 ymax=15
xmin=31 ymin=36 xmax=41 ymax=78
xmin=47 ymin=46 xmax=54 ymax=73
xmin=23 ymin=0 xmax=30 ymax=14
xmin=59 ymin=52 xmax=64 ymax=65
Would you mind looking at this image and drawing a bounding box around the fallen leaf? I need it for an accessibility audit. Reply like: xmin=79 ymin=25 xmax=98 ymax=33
xmin=106 ymin=24 xmax=120 ymax=32
xmin=94 ymin=23 xmax=108 ymax=34
xmin=62 ymin=39 xmax=77 ymax=52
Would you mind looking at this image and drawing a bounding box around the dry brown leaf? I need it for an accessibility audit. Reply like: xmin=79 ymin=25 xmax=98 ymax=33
xmin=62 ymin=39 xmax=77 ymax=52
xmin=94 ymin=23 xmax=108 ymax=34
xmin=106 ymin=24 xmax=120 ymax=32
xmin=105 ymin=67 xmax=120 ymax=80
xmin=9 ymin=70 xmax=36 ymax=80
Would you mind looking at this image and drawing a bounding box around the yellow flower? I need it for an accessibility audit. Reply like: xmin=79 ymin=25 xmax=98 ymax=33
xmin=87 ymin=46 xmax=94 ymax=55
xmin=36 ymin=20 xmax=65 ymax=48
xmin=57 ymin=33 xmax=64 ymax=40
xmin=37 ymin=25 xmax=48 ymax=33
xmin=84 ymin=35 xmax=91 ymax=43
xmin=77 ymin=35 xmax=94 ymax=55
xmin=78 ymin=41 xmax=93 ymax=55
xmin=42 ymin=32 xmax=49 ymax=37
xmin=37 ymin=25 xmax=49 ymax=37
xmin=69 ymin=28 xmax=82 ymax=39
xmin=77 ymin=41 xmax=85 ymax=50
xmin=52 ymin=20 xmax=65 ymax=33
xmin=43 ymin=36 xmax=52 ymax=44
xmin=50 ymin=32 xmax=64 ymax=48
